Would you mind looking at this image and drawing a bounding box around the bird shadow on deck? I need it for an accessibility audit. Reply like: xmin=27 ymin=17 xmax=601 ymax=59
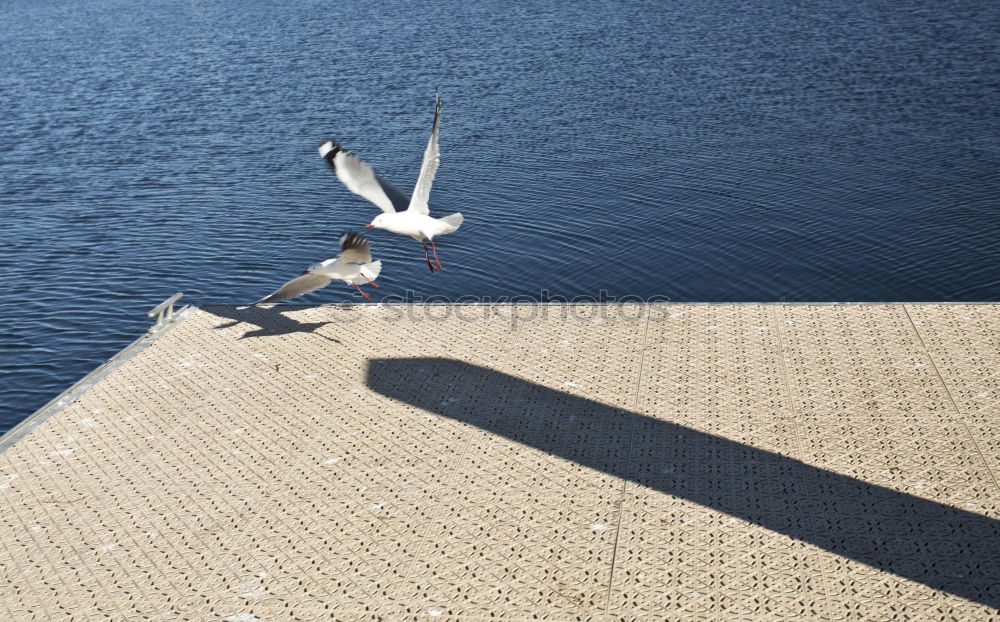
xmin=366 ymin=357 xmax=1000 ymax=609
xmin=202 ymin=304 xmax=341 ymax=342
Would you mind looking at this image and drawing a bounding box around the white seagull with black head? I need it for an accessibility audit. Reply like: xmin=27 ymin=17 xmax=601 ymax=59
xmin=250 ymin=232 xmax=382 ymax=304
xmin=318 ymin=92 xmax=462 ymax=272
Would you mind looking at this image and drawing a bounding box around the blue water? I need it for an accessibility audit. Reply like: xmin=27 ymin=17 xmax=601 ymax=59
xmin=1 ymin=0 xmax=998 ymax=434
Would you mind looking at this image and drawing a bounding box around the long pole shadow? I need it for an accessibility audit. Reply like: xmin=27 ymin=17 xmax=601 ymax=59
xmin=366 ymin=357 xmax=1000 ymax=608
xmin=202 ymin=304 xmax=341 ymax=341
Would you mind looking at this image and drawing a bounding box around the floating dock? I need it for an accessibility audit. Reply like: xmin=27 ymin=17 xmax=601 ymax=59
xmin=1 ymin=302 xmax=998 ymax=621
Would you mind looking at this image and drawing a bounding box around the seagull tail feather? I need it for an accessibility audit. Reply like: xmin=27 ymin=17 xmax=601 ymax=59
xmin=435 ymin=212 xmax=463 ymax=234
xmin=349 ymin=260 xmax=382 ymax=285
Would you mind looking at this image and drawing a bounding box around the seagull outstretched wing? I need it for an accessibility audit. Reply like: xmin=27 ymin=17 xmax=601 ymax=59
xmin=253 ymin=272 xmax=333 ymax=305
xmin=319 ymin=141 xmax=411 ymax=213
xmin=407 ymin=92 xmax=441 ymax=216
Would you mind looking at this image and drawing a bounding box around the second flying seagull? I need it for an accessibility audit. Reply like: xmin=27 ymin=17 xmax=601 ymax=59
xmin=251 ymin=232 xmax=382 ymax=304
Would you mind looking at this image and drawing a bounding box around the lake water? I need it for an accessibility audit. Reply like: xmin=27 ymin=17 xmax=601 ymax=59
xmin=1 ymin=0 xmax=998 ymax=434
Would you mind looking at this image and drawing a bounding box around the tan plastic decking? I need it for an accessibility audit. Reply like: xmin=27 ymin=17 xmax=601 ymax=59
xmin=1 ymin=303 xmax=998 ymax=621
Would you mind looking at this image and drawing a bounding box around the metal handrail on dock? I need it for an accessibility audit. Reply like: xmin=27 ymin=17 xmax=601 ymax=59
xmin=147 ymin=292 xmax=183 ymax=331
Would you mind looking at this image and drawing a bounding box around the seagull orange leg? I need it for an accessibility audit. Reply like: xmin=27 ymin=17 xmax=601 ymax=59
xmin=421 ymin=242 xmax=435 ymax=272
xmin=430 ymin=239 xmax=443 ymax=270
xmin=362 ymin=275 xmax=379 ymax=288
xmin=353 ymin=283 xmax=371 ymax=301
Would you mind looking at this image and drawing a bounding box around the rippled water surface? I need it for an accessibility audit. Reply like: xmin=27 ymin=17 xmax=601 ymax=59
xmin=2 ymin=0 xmax=998 ymax=433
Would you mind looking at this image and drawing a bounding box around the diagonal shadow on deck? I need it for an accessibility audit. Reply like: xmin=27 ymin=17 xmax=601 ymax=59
xmin=366 ymin=357 xmax=1000 ymax=609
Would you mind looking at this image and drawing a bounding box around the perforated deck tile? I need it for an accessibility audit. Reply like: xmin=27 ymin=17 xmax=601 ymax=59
xmin=1 ymin=303 xmax=998 ymax=621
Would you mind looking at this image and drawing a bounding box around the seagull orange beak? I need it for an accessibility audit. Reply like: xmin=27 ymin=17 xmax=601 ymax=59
xmin=364 ymin=224 xmax=374 ymax=229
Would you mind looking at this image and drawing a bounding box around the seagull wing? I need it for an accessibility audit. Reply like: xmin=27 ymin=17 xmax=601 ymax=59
xmin=253 ymin=272 xmax=333 ymax=305
xmin=406 ymin=92 xmax=441 ymax=216
xmin=319 ymin=141 xmax=410 ymax=213
xmin=338 ymin=231 xmax=372 ymax=264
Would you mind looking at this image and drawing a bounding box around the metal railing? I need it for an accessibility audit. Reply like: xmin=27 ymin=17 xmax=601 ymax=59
xmin=147 ymin=292 xmax=184 ymax=331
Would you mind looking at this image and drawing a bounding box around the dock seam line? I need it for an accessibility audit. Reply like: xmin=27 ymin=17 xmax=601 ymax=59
xmin=902 ymin=304 xmax=1000 ymax=493
xmin=603 ymin=303 xmax=651 ymax=616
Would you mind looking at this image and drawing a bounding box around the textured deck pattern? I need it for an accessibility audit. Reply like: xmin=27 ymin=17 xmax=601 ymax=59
xmin=1 ymin=303 xmax=998 ymax=621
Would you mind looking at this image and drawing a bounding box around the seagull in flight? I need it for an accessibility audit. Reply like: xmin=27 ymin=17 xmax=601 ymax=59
xmin=318 ymin=93 xmax=463 ymax=272
xmin=250 ymin=232 xmax=382 ymax=304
